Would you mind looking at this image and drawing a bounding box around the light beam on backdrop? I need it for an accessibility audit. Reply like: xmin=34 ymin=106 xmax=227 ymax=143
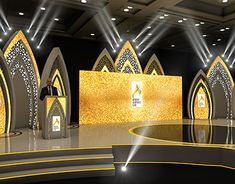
xmin=0 ymin=22 xmax=6 ymax=34
xmin=140 ymin=26 xmax=169 ymax=55
xmin=186 ymin=30 xmax=207 ymax=66
xmin=95 ymin=14 xmax=115 ymax=51
xmin=32 ymin=5 xmax=52 ymax=41
xmin=223 ymin=27 xmax=235 ymax=56
xmin=37 ymin=12 xmax=58 ymax=48
xmin=98 ymin=11 xmax=118 ymax=46
xmin=137 ymin=20 xmax=165 ymax=48
xmin=227 ymin=44 xmax=235 ymax=61
xmin=103 ymin=8 xmax=121 ymax=40
xmin=134 ymin=13 xmax=162 ymax=41
xmin=0 ymin=6 xmax=11 ymax=30
xmin=27 ymin=0 xmax=46 ymax=33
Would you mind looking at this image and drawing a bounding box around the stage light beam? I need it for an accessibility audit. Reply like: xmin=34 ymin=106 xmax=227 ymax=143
xmin=121 ymin=166 xmax=127 ymax=172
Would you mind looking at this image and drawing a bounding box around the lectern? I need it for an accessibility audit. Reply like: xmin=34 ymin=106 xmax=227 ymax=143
xmin=42 ymin=96 xmax=68 ymax=139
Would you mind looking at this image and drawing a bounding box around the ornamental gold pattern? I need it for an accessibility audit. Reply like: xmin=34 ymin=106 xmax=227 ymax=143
xmin=92 ymin=48 xmax=116 ymax=72
xmin=79 ymin=71 xmax=182 ymax=124
xmin=52 ymin=69 xmax=65 ymax=96
xmin=144 ymin=54 xmax=164 ymax=75
xmin=0 ymin=84 xmax=6 ymax=134
xmin=47 ymin=97 xmax=56 ymax=116
xmin=115 ymin=41 xmax=142 ymax=74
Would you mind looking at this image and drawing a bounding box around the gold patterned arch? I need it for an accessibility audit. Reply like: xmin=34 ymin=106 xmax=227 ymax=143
xmin=144 ymin=54 xmax=164 ymax=75
xmin=115 ymin=41 xmax=142 ymax=74
xmin=52 ymin=69 xmax=65 ymax=96
xmin=92 ymin=48 xmax=115 ymax=72
xmin=207 ymin=56 xmax=234 ymax=87
xmin=207 ymin=56 xmax=234 ymax=119
xmin=0 ymin=69 xmax=11 ymax=134
xmin=4 ymin=30 xmax=40 ymax=87
xmin=190 ymin=79 xmax=213 ymax=119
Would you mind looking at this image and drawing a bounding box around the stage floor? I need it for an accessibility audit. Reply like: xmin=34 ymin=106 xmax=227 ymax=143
xmin=1 ymin=119 xmax=235 ymax=154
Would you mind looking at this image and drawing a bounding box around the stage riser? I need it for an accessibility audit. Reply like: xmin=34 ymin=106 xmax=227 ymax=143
xmin=0 ymin=170 xmax=115 ymax=184
xmin=0 ymin=158 xmax=113 ymax=173
xmin=0 ymin=148 xmax=112 ymax=161
xmin=112 ymin=145 xmax=235 ymax=169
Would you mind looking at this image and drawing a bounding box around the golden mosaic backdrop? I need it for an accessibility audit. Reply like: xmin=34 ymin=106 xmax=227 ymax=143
xmin=0 ymin=85 xmax=6 ymax=134
xmin=79 ymin=71 xmax=182 ymax=124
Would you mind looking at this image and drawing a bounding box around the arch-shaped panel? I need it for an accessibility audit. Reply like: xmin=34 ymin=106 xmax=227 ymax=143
xmin=39 ymin=47 xmax=71 ymax=127
xmin=3 ymin=30 xmax=40 ymax=129
xmin=0 ymin=51 xmax=16 ymax=134
xmin=144 ymin=54 xmax=164 ymax=75
xmin=115 ymin=41 xmax=142 ymax=74
xmin=187 ymin=70 xmax=215 ymax=119
xmin=92 ymin=48 xmax=115 ymax=72
xmin=207 ymin=56 xmax=234 ymax=119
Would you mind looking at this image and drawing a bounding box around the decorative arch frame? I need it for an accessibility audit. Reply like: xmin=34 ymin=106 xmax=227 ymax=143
xmin=92 ymin=48 xmax=116 ymax=72
xmin=187 ymin=70 xmax=215 ymax=119
xmin=0 ymin=50 xmax=16 ymax=134
xmin=144 ymin=54 xmax=164 ymax=75
xmin=39 ymin=47 xmax=71 ymax=127
xmin=115 ymin=41 xmax=142 ymax=74
xmin=207 ymin=56 xmax=234 ymax=119
xmin=3 ymin=30 xmax=40 ymax=129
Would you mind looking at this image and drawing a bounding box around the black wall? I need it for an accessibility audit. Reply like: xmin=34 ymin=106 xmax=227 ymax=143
xmin=17 ymin=34 xmax=221 ymax=123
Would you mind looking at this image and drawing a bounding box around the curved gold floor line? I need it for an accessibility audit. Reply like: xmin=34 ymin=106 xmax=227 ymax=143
xmin=114 ymin=161 xmax=235 ymax=171
xmin=0 ymin=168 xmax=115 ymax=181
xmin=128 ymin=123 xmax=235 ymax=149
xmin=0 ymin=156 xmax=113 ymax=168
xmin=0 ymin=146 xmax=112 ymax=156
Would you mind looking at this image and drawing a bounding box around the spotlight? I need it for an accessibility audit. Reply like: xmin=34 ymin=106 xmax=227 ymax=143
xmin=124 ymin=8 xmax=129 ymax=12
xmin=132 ymin=39 xmax=136 ymax=43
xmin=222 ymin=0 xmax=228 ymax=3
xmin=164 ymin=14 xmax=169 ymax=17
xmin=116 ymin=44 xmax=120 ymax=47
xmin=8 ymin=27 xmax=12 ymax=31
xmin=217 ymin=38 xmax=221 ymax=42
xmin=212 ymin=43 xmax=216 ymax=46
xmin=171 ymin=44 xmax=175 ymax=47
xmin=138 ymin=53 xmax=142 ymax=56
xmin=19 ymin=12 xmax=24 ymax=16
xmin=4 ymin=32 xmax=7 ymax=35
xmin=40 ymin=7 xmax=46 ymax=11
xmin=119 ymin=38 xmax=123 ymax=42
xmin=147 ymin=26 xmax=151 ymax=29
xmin=209 ymin=54 xmax=213 ymax=58
xmin=206 ymin=58 xmax=210 ymax=62
xmin=27 ymin=29 xmax=30 ymax=33
xmin=81 ymin=0 xmax=87 ymax=3
xmin=230 ymin=65 xmax=233 ymax=68
xmin=183 ymin=18 xmax=188 ymax=21
xmin=148 ymin=33 xmax=152 ymax=36
xmin=195 ymin=23 xmax=200 ymax=27
xmin=226 ymin=27 xmax=230 ymax=30
xmin=136 ymin=46 xmax=139 ymax=49
xmin=37 ymin=45 xmax=40 ymax=49
xmin=0 ymin=38 xmax=2 ymax=42
xmin=54 ymin=18 xmax=59 ymax=21
xmin=204 ymin=64 xmax=207 ymax=68
xmin=113 ymin=49 xmax=116 ymax=53
xmin=222 ymin=54 xmax=225 ymax=58
xmin=220 ymin=28 xmax=225 ymax=32
xmin=90 ymin=33 xmax=95 ymax=36
xmin=31 ymin=37 xmax=34 ymax=41
xmin=121 ymin=166 xmax=127 ymax=172
xmin=159 ymin=16 xmax=164 ymax=19
xmin=203 ymin=34 xmax=207 ymax=37
xmin=200 ymin=22 xmax=205 ymax=25
xmin=178 ymin=20 xmax=183 ymax=23
xmin=111 ymin=18 xmax=116 ymax=21
xmin=226 ymin=59 xmax=229 ymax=62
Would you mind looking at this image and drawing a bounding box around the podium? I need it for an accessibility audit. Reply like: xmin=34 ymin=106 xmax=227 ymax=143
xmin=42 ymin=96 xmax=68 ymax=139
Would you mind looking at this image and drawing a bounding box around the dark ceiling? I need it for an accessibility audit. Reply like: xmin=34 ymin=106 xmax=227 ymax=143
xmin=0 ymin=0 xmax=235 ymax=51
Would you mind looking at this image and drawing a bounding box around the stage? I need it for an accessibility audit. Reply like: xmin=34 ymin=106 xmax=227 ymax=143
xmin=1 ymin=119 xmax=235 ymax=183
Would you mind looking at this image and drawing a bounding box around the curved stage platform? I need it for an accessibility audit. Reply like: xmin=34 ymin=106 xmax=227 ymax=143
xmin=1 ymin=119 xmax=235 ymax=183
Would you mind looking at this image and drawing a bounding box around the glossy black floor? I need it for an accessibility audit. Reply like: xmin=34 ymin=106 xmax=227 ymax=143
xmin=31 ymin=164 xmax=235 ymax=184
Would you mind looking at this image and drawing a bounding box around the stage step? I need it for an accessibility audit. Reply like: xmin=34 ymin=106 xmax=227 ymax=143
xmin=0 ymin=147 xmax=115 ymax=183
xmin=0 ymin=164 xmax=115 ymax=184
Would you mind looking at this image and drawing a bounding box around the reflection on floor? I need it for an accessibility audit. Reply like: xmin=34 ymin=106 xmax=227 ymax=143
xmin=1 ymin=119 xmax=235 ymax=154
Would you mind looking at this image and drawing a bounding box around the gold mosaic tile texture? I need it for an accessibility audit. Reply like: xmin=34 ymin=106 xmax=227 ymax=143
xmin=79 ymin=71 xmax=182 ymax=124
